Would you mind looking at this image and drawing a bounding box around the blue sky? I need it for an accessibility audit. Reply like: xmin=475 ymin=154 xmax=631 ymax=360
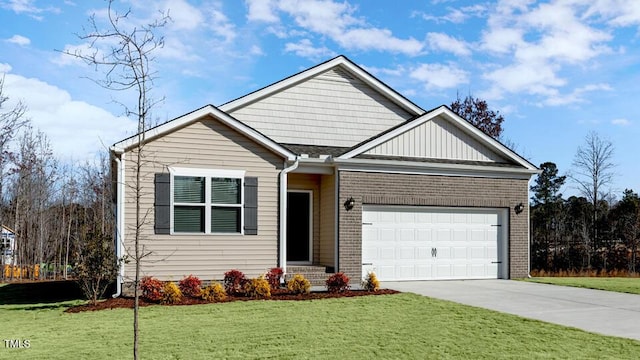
xmin=0 ymin=0 xmax=639 ymax=199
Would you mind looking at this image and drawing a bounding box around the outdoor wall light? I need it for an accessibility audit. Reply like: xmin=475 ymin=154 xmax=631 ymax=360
xmin=344 ymin=197 xmax=355 ymax=211
xmin=514 ymin=202 xmax=524 ymax=214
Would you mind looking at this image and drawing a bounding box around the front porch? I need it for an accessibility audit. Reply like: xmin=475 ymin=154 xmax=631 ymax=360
xmin=284 ymin=172 xmax=337 ymax=283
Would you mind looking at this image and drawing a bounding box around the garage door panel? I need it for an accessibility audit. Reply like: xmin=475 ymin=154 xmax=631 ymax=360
xmin=362 ymin=206 xmax=506 ymax=281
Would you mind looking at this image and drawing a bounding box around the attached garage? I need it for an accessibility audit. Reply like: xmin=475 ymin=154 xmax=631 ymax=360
xmin=362 ymin=205 xmax=509 ymax=281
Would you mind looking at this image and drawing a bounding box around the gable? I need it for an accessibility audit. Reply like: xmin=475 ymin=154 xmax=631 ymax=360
xmin=226 ymin=67 xmax=415 ymax=147
xmin=363 ymin=115 xmax=508 ymax=163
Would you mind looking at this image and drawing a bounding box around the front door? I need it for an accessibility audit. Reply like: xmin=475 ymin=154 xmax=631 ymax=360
xmin=287 ymin=191 xmax=312 ymax=263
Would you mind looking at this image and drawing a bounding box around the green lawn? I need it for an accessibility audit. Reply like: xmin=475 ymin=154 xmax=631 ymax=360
xmin=1 ymin=290 xmax=640 ymax=359
xmin=526 ymin=277 xmax=640 ymax=295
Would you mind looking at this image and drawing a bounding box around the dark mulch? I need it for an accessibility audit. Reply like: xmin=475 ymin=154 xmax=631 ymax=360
xmin=65 ymin=288 xmax=400 ymax=313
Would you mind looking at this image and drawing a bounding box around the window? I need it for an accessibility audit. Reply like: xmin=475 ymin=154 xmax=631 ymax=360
xmin=171 ymin=169 xmax=245 ymax=234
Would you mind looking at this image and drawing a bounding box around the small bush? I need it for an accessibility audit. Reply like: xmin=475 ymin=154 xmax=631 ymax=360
xmin=287 ymin=274 xmax=311 ymax=294
xmin=162 ymin=282 xmax=182 ymax=304
xmin=179 ymin=275 xmax=202 ymax=298
xmin=140 ymin=276 xmax=164 ymax=302
xmin=223 ymin=269 xmax=247 ymax=295
xmin=201 ymin=283 xmax=227 ymax=302
xmin=363 ymin=272 xmax=380 ymax=292
xmin=244 ymin=276 xmax=271 ymax=299
xmin=266 ymin=267 xmax=284 ymax=290
xmin=326 ymin=272 xmax=350 ymax=293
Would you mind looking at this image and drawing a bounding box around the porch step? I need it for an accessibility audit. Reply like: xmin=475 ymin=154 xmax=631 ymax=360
xmin=285 ymin=266 xmax=334 ymax=287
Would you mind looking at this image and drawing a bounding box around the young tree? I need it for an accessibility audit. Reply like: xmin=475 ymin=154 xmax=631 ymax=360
xmin=63 ymin=2 xmax=168 ymax=358
xmin=75 ymin=230 xmax=119 ymax=305
xmin=450 ymin=93 xmax=504 ymax=139
xmin=570 ymin=131 xmax=615 ymax=268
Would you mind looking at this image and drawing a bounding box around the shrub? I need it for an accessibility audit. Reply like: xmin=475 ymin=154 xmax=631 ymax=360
xmin=162 ymin=281 xmax=182 ymax=304
xmin=244 ymin=276 xmax=271 ymax=299
xmin=140 ymin=276 xmax=164 ymax=302
xmin=201 ymin=283 xmax=227 ymax=302
xmin=363 ymin=272 xmax=380 ymax=292
xmin=265 ymin=267 xmax=284 ymax=290
xmin=179 ymin=275 xmax=202 ymax=298
xmin=75 ymin=231 xmax=119 ymax=305
xmin=287 ymin=274 xmax=311 ymax=294
xmin=223 ymin=269 xmax=247 ymax=295
xmin=326 ymin=272 xmax=350 ymax=293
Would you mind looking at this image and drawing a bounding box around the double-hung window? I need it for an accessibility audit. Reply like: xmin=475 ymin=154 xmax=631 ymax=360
xmin=171 ymin=168 xmax=245 ymax=234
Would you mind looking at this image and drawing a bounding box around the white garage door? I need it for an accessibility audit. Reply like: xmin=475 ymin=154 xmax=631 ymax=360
xmin=362 ymin=206 xmax=508 ymax=281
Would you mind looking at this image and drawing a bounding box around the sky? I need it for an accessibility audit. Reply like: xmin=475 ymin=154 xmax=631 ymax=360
xmin=0 ymin=0 xmax=639 ymax=199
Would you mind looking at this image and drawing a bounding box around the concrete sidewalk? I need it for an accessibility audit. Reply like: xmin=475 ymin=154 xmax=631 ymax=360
xmin=383 ymin=280 xmax=640 ymax=341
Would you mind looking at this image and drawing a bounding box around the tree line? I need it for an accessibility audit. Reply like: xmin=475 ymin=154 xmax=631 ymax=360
xmin=0 ymin=76 xmax=113 ymax=281
xmin=530 ymin=133 xmax=639 ymax=274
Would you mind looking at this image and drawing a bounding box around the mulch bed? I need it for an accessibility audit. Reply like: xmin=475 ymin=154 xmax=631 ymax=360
xmin=65 ymin=288 xmax=399 ymax=313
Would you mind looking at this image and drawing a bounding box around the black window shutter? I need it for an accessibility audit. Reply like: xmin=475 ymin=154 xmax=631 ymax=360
xmin=244 ymin=177 xmax=258 ymax=235
xmin=154 ymin=173 xmax=171 ymax=234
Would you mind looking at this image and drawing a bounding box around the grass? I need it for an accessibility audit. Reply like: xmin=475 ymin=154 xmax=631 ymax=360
xmin=525 ymin=277 xmax=640 ymax=295
xmin=1 ymin=285 xmax=640 ymax=359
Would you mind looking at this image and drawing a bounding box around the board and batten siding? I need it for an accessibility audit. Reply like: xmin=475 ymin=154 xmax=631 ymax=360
xmin=122 ymin=116 xmax=283 ymax=282
xmin=364 ymin=116 xmax=507 ymax=162
xmin=228 ymin=68 xmax=414 ymax=147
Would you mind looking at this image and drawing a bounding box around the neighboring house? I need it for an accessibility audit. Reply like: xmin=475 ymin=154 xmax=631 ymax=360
xmin=110 ymin=55 xmax=538 ymax=294
xmin=1 ymin=225 xmax=16 ymax=266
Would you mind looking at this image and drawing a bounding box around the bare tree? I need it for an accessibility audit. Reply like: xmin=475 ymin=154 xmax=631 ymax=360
xmin=61 ymin=1 xmax=168 ymax=358
xmin=571 ymin=131 xmax=615 ymax=268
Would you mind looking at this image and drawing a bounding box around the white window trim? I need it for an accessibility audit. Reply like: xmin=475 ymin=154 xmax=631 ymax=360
xmin=169 ymin=167 xmax=246 ymax=235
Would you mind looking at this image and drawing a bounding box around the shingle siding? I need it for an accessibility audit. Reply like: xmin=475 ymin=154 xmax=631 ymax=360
xmin=337 ymin=171 xmax=530 ymax=283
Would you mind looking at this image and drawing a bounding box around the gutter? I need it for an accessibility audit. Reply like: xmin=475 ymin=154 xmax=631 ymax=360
xmin=112 ymin=149 xmax=125 ymax=298
xmin=279 ymin=158 xmax=300 ymax=277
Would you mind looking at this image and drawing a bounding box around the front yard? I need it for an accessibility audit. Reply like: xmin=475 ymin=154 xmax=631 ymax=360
xmin=2 ymin=290 xmax=640 ymax=359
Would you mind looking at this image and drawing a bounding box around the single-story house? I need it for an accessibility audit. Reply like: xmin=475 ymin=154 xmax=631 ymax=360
xmin=110 ymin=55 xmax=538 ymax=294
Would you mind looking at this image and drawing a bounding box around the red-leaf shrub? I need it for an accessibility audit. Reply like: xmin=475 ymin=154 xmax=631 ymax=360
xmin=140 ymin=276 xmax=164 ymax=302
xmin=326 ymin=272 xmax=350 ymax=293
xmin=265 ymin=267 xmax=284 ymax=290
xmin=223 ymin=269 xmax=247 ymax=295
xmin=179 ymin=275 xmax=202 ymax=298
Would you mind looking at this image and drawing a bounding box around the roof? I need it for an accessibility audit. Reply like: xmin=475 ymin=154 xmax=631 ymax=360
xmin=282 ymin=144 xmax=351 ymax=158
xmin=219 ymin=55 xmax=425 ymax=116
xmin=111 ymin=105 xmax=297 ymax=161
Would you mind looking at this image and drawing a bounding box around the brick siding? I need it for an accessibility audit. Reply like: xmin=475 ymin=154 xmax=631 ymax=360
xmin=337 ymin=171 xmax=530 ymax=283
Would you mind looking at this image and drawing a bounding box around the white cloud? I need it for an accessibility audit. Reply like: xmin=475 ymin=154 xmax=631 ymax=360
xmin=541 ymin=83 xmax=612 ymax=106
xmin=162 ymin=0 xmax=204 ymax=31
xmin=415 ymin=4 xmax=486 ymax=24
xmin=336 ymin=28 xmax=423 ymax=55
xmin=6 ymin=34 xmax=30 ymax=46
xmin=1 ymin=71 xmax=135 ymax=160
xmin=284 ymin=39 xmax=335 ymax=60
xmin=426 ymin=32 xmax=471 ymax=56
xmin=0 ymin=63 xmax=11 ymax=73
xmin=611 ymin=118 xmax=631 ymax=126
xmin=410 ymin=63 xmax=469 ymax=90
xmin=246 ymin=0 xmax=279 ymax=23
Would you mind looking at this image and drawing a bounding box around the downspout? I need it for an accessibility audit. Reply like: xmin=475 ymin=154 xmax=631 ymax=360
xmin=279 ymin=158 xmax=299 ymax=277
xmin=527 ymin=200 xmax=532 ymax=278
xmin=112 ymin=151 xmax=125 ymax=298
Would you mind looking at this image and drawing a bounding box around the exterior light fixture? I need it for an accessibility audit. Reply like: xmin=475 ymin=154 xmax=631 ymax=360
xmin=514 ymin=202 xmax=524 ymax=214
xmin=344 ymin=197 xmax=355 ymax=211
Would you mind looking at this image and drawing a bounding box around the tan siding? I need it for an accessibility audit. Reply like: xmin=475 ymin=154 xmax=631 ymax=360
xmin=228 ymin=68 xmax=413 ymax=147
xmin=319 ymin=174 xmax=336 ymax=266
xmin=365 ymin=116 xmax=507 ymax=162
xmin=122 ymin=116 xmax=283 ymax=282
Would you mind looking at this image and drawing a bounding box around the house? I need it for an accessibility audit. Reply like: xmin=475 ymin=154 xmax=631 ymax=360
xmin=110 ymin=55 xmax=538 ymax=294
xmin=1 ymin=225 xmax=16 ymax=266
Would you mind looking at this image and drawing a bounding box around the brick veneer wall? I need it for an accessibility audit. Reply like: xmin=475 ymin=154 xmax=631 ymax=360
xmin=337 ymin=171 xmax=531 ymax=284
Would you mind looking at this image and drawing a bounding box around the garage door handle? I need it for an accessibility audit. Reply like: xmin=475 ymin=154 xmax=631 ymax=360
xmin=362 ymin=262 xmax=373 ymax=265
xmin=431 ymin=248 xmax=437 ymax=257
xmin=491 ymin=261 xmax=502 ymax=264
xmin=362 ymin=222 xmax=373 ymax=225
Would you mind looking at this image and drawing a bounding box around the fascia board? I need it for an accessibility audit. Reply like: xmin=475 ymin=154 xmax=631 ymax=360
xmin=334 ymin=158 xmax=538 ymax=180
xmin=112 ymin=105 xmax=296 ymax=161
xmin=219 ymin=56 xmax=424 ymax=116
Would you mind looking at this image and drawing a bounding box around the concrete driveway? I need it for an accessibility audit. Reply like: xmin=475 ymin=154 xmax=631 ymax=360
xmin=383 ymin=280 xmax=640 ymax=341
